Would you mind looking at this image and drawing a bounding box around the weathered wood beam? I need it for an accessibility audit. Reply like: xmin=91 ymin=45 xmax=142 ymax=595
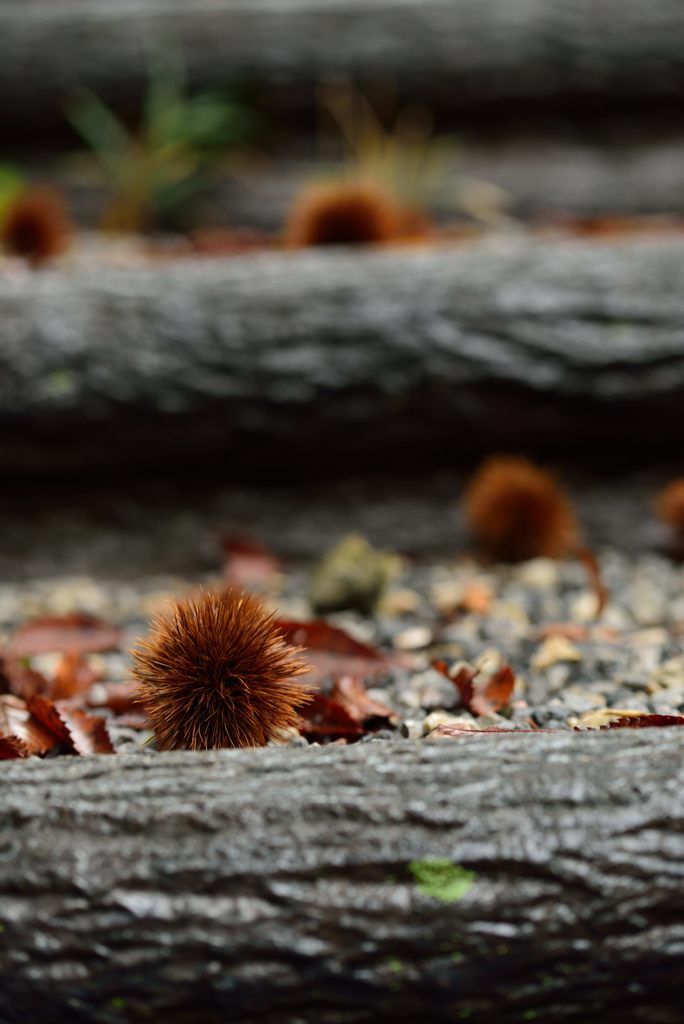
xmin=1 ymin=732 xmax=683 ymax=1022
xmin=1 ymin=236 xmax=684 ymax=475
xmin=2 ymin=0 xmax=684 ymax=132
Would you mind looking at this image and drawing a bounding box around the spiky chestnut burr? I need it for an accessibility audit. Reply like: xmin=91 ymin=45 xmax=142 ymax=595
xmin=285 ymin=181 xmax=404 ymax=248
xmin=132 ymin=589 xmax=311 ymax=751
xmin=1 ymin=187 xmax=72 ymax=264
xmin=464 ymin=456 xmax=579 ymax=562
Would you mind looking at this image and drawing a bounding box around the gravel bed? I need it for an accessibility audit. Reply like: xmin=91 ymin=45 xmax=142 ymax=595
xmin=3 ymin=545 xmax=683 ymax=754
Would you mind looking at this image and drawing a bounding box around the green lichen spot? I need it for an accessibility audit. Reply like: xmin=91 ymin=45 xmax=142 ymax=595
xmin=524 ymin=1012 xmax=538 ymax=1021
xmin=0 ymin=924 xmax=5 ymax=934
xmin=110 ymin=998 xmax=126 ymax=1010
xmin=409 ymin=859 xmax=476 ymax=904
xmin=451 ymin=951 xmax=464 ymax=964
xmin=457 ymin=1009 xmax=473 ymax=1020
xmin=386 ymin=956 xmax=403 ymax=975
xmin=47 ymin=369 xmax=77 ymax=397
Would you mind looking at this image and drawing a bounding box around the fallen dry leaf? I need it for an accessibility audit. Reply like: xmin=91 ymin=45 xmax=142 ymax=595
xmin=470 ymin=665 xmax=516 ymax=717
xmin=297 ymin=693 xmax=365 ymax=742
xmin=576 ymin=707 xmax=650 ymax=729
xmin=8 ymin=613 xmax=123 ymax=657
xmin=277 ymin=618 xmax=394 ymax=687
xmin=277 ymin=619 xmax=382 ymax=660
xmin=27 ymin=694 xmax=114 ymax=755
xmin=0 ymin=736 xmax=25 ymax=759
xmin=25 ymin=693 xmax=72 ymax=745
xmin=434 ymin=661 xmax=516 ymax=717
xmin=330 ymin=675 xmax=395 ymax=725
xmin=0 ymin=694 xmax=60 ymax=756
xmin=1 ymin=655 xmax=51 ymax=700
xmin=51 ymin=650 xmax=101 ymax=702
xmin=56 ymin=705 xmax=115 ymax=755
xmin=600 ymin=714 xmax=684 ymax=730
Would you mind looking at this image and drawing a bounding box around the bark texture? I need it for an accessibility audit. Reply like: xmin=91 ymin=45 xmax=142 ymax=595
xmin=2 ymin=236 xmax=684 ymax=474
xmin=1 ymin=732 xmax=683 ymax=1023
xmin=3 ymin=0 xmax=684 ymax=128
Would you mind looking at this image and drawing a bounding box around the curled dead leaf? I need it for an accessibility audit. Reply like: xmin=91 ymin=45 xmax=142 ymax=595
xmin=1 ymin=656 xmax=51 ymax=700
xmin=50 ymin=650 xmax=101 ymax=702
xmin=0 ymin=736 xmax=25 ymax=759
xmin=297 ymin=693 xmax=365 ymax=742
xmin=329 ymin=675 xmax=395 ymax=725
xmin=8 ymin=613 xmax=123 ymax=657
xmin=27 ymin=694 xmax=114 ymax=755
xmin=277 ymin=618 xmax=395 ymax=688
xmin=600 ymin=714 xmax=684 ymax=730
xmin=0 ymin=694 xmax=61 ymax=756
xmin=433 ymin=660 xmax=516 ymax=717
xmin=576 ymin=707 xmax=650 ymax=730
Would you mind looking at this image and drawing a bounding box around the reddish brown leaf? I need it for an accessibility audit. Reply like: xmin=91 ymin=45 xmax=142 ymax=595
xmin=26 ymin=693 xmax=72 ymax=745
xmin=221 ymin=534 xmax=279 ymax=587
xmin=434 ymin=662 xmax=478 ymax=709
xmin=8 ymin=614 xmax=123 ymax=657
xmin=600 ymin=714 xmax=684 ymax=730
xmin=0 ymin=736 xmax=25 ymax=759
xmin=51 ymin=650 xmax=101 ymax=702
xmin=0 ymin=694 xmax=61 ymax=755
xmin=330 ymin=675 xmax=395 ymax=724
xmin=433 ymin=661 xmax=515 ymax=717
xmin=1 ymin=655 xmax=51 ymax=700
xmin=27 ymin=694 xmax=114 ymax=755
xmin=57 ymin=705 xmax=115 ymax=755
xmin=277 ymin=619 xmax=382 ymax=659
xmin=277 ymin=618 xmax=392 ymax=687
xmin=297 ymin=693 xmax=365 ymax=742
xmin=470 ymin=666 xmax=516 ymax=717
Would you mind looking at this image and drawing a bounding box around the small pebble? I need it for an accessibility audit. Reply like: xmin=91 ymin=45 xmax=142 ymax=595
xmin=393 ymin=625 xmax=433 ymax=651
xmin=532 ymin=635 xmax=583 ymax=672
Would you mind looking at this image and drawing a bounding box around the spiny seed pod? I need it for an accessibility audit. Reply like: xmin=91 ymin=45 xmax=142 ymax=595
xmin=285 ymin=181 xmax=404 ymax=248
xmin=1 ymin=187 xmax=72 ymax=264
xmin=463 ymin=456 xmax=579 ymax=562
xmin=132 ymin=589 xmax=311 ymax=751
xmin=656 ymin=479 xmax=684 ymax=537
